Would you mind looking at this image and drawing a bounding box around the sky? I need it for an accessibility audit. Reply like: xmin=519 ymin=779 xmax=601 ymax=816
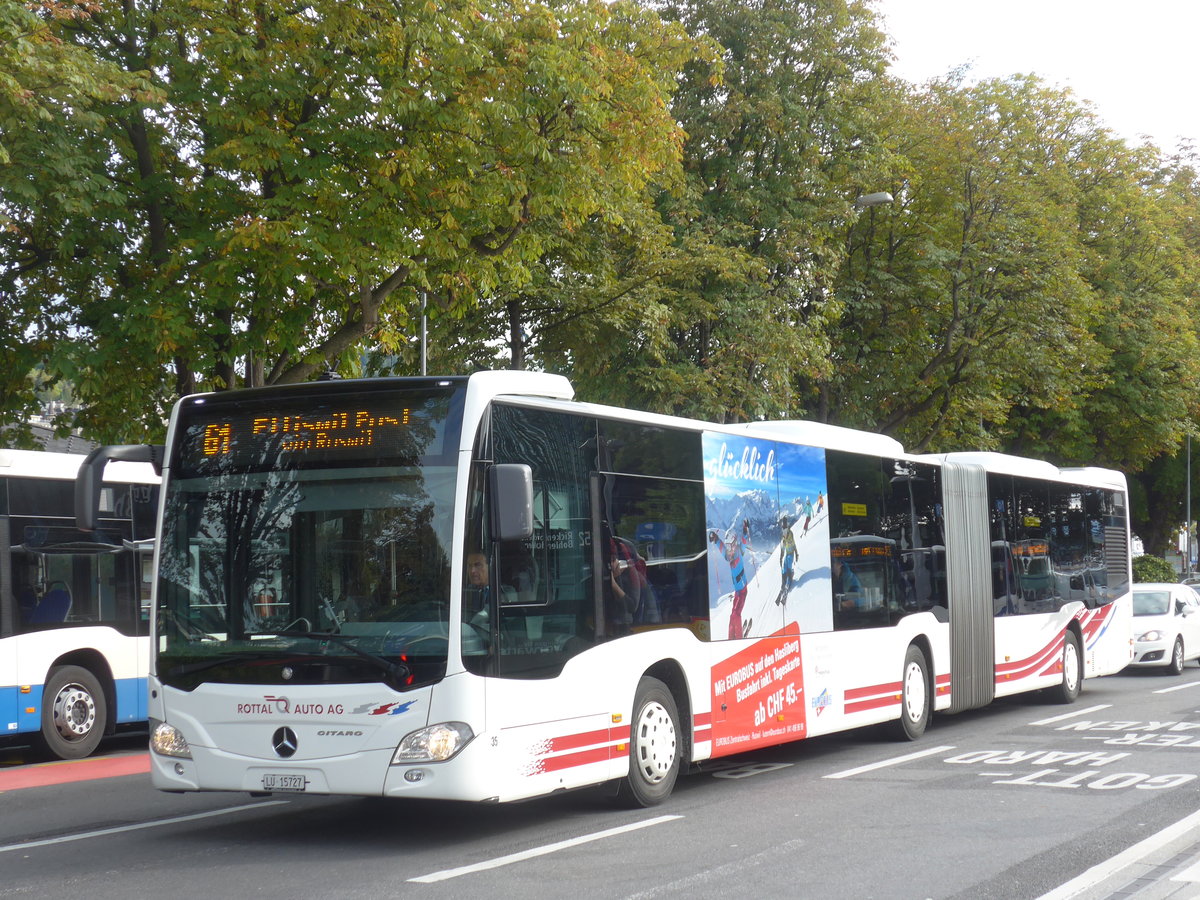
xmin=878 ymin=1 xmax=1199 ymax=151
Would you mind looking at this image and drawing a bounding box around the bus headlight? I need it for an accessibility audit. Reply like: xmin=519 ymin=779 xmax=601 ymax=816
xmin=391 ymin=722 xmax=474 ymax=764
xmin=150 ymin=720 xmax=192 ymax=759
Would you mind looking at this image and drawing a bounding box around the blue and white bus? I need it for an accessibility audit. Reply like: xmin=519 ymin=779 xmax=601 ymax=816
xmin=1 ymin=448 xmax=158 ymax=758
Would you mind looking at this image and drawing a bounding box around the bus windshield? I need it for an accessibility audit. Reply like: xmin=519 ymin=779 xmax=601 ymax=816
xmin=155 ymin=383 xmax=464 ymax=690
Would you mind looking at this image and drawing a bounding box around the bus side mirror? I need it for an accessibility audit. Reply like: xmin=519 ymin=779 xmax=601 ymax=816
xmin=489 ymin=464 xmax=533 ymax=542
xmin=75 ymin=444 xmax=164 ymax=532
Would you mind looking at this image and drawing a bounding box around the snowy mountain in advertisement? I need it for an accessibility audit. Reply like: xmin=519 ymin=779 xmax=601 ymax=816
xmin=705 ymin=488 xmax=778 ymax=539
xmin=705 ymin=488 xmax=813 ymax=539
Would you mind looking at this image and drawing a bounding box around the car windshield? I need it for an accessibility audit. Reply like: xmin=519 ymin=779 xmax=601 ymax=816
xmin=1133 ymin=591 xmax=1171 ymax=616
xmin=155 ymin=383 xmax=463 ymax=689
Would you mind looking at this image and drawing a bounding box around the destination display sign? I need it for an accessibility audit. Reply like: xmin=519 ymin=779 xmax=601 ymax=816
xmin=175 ymin=390 xmax=458 ymax=475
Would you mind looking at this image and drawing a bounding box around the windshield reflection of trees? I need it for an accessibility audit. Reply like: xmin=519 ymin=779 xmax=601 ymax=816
xmin=160 ymin=466 xmax=452 ymax=650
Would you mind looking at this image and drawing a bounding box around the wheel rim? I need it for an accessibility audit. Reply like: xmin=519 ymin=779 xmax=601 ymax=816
xmin=1174 ymin=641 xmax=1184 ymax=670
xmin=633 ymin=700 xmax=677 ymax=785
xmin=51 ymin=683 xmax=96 ymax=742
xmin=1064 ymin=639 xmax=1080 ymax=693
xmin=902 ymin=660 xmax=927 ymax=723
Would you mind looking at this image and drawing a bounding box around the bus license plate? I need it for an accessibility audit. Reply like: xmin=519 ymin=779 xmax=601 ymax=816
xmin=262 ymin=773 xmax=306 ymax=792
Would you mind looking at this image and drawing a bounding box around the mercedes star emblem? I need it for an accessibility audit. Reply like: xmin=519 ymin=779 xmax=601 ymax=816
xmin=272 ymin=726 xmax=298 ymax=758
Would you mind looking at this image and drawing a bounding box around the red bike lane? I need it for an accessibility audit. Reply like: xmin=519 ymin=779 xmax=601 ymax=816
xmin=0 ymin=753 xmax=150 ymax=791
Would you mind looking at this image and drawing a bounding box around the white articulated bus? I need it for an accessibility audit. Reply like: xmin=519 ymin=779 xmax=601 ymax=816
xmin=80 ymin=372 xmax=1131 ymax=804
xmin=1 ymin=448 xmax=158 ymax=758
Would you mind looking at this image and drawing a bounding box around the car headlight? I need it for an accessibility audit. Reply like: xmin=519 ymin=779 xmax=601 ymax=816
xmin=1138 ymin=630 xmax=1164 ymax=643
xmin=391 ymin=722 xmax=474 ymax=764
xmin=150 ymin=720 xmax=192 ymax=759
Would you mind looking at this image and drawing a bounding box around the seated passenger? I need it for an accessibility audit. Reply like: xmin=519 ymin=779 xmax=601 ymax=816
xmin=833 ymin=558 xmax=863 ymax=610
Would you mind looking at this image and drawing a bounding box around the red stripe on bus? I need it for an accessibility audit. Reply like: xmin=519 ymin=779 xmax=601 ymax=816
xmin=539 ymin=744 xmax=622 ymax=773
xmin=995 ymin=634 xmax=1063 ymax=676
xmin=547 ymin=728 xmax=614 ymax=753
xmin=0 ymin=753 xmax=150 ymax=792
xmin=1079 ymin=605 xmax=1112 ymax=640
xmin=845 ymin=681 xmax=901 ymax=701
xmin=845 ymin=695 xmax=900 ymax=715
xmin=1039 ymin=660 xmax=1064 ymax=678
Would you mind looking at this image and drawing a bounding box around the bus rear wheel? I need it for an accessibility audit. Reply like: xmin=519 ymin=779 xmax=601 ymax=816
xmin=894 ymin=645 xmax=930 ymax=741
xmin=37 ymin=666 xmax=107 ymax=760
xmin=1051 ymin=630 xmax=1083 ymax=703
xmin=615 ymin=677 xmax=680 ymax=808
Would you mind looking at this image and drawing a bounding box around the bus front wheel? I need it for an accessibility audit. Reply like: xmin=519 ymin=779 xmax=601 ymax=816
xmin=894 ymin=645 xmax=930 ymax=741
xmin=38 ymin=665 xmax=107 ymax=760
xmin=615 ymin=676 xmax=680 ymax=807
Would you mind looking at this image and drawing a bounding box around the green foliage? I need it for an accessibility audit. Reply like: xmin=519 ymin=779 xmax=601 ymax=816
xmin=5 ymin=0 xmax=1200 ymax=571
xmin=1133 ymin=553 xmax=1177 ymax=584
xmin=508 ymin=0 xmax=892 ymax=421
xmin=2 ymin=0 xmax=703 ymax=440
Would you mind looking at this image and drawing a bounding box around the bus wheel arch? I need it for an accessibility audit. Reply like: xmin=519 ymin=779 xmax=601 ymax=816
xmin=894 ymin=642 xmax=931 ymax=741
xmin=642 ymin=659 xmax=691 ymax=759
xmin=615 ymin=663 xmax=688 ymax=808
xmin=37 ymin=664 xmax=109 ymax=760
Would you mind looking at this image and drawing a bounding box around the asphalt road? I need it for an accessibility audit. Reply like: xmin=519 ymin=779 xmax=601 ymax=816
xmin=4 ymin=667 xmax=1200 ymax=900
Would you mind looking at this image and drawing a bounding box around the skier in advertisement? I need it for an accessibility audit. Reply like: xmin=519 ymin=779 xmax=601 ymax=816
xmin=710 ymin=528 xmax=751 ymax=638
xmin=740 ymin=517 xmax=757 ymax=576
xmin=777 ymin=514 xmax=797 ymax=606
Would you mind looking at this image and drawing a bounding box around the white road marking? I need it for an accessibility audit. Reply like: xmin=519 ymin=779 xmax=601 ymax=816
xmin=1154 ymin=680 xmax=1200 ymax=694
xmin=1028 ymin=704 xmax=1111 ymax=726
xmin=823 ymin=745 xmax=956 ymax=779
xmin=409 ymin=815 xmax=683 ymax=883
xmin=1036 ymin=806 xmax=1200 ymax=899
xmin=1174 ymin=859 xmax=1200 ymax=883
xmin=0 ymin=800 xmax=289 ymax=854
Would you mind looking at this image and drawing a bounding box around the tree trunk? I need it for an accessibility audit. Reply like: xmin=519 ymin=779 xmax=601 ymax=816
xmin=507 ymin=298 xmax=525 ymax=370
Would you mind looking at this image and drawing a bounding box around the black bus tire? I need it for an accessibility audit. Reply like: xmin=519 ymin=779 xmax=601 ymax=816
xmin=894 ymin=644 xmax=930 ymax=741
xmin=1051 ymin=630 xmax=1083 ymax=703
xmin=615 ymin=676 xmax=681 ymax=807
xmin=37 ymin=665 xmax=107 ymax=760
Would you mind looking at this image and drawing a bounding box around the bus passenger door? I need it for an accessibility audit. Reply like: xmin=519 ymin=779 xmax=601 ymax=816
xmin=0 ymin=515 xmax=17 ymax=734
xmin=941 ymin=462 xmax=995 ymax=712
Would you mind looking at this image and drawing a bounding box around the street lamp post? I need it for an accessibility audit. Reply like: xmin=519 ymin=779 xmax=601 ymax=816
xmin=854 ymin=191 xmax=894 ymax=210
xmin=420 ymin=290 xmax=427 ymax=377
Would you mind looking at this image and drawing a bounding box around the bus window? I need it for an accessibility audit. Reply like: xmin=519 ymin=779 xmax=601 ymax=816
xmin=884 ymin=461 xmax=944 ymax=615
xmin=827 ymin=451 xmax=891 ymax=630
xmin=488 ymin=405 xmax=596 ymax=678
xmin=595 ymin=472 xmax=707 ymax=639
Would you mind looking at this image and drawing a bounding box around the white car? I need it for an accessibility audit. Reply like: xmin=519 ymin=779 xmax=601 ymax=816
xmin=1130 ymin=582 xmax=1200 ymax=674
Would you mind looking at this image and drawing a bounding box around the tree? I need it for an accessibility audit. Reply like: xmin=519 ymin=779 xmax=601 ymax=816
xmin=518 ymin=0 xmax=892 ymax=422
xmin=1132 ymin=553 xmax=1176 ymax=584
xmin=0 ymin=0 xmax=157 ymax=445
xmin=1 ymin=0 xmax=701 ymax=441
xmin=822 ymin=75 xmax=1106 ymax=451
xmin=999 ymin=136 xmax=1200 ymax=470
xmin=822 ymin=73 xmax=1200 ymax=470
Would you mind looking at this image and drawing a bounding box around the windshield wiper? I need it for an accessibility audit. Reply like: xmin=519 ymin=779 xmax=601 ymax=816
xmin=270 ymin=630 xmax=412 ymax=683
xmin=167 ymin=651 xmax=290 ymax=677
